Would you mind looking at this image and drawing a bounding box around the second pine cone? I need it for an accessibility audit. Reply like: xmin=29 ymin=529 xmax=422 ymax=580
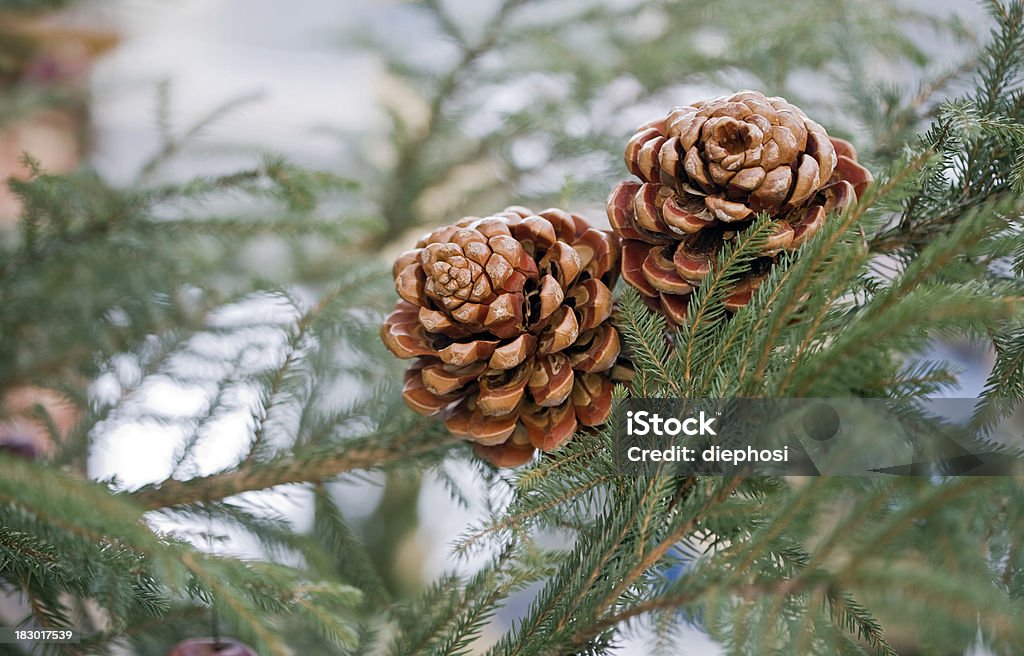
xmin=608 ymin=90 xmax=873 ymax=324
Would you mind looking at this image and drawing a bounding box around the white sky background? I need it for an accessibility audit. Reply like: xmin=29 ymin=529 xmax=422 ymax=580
xmin=79 ymin=0 xmax=992 ymax=653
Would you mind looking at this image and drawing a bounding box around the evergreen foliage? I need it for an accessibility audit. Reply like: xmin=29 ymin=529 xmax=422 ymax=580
xmin=1 ymin=0 xmax=1024 ymax=655
xmin=357 ymin=0 xmax=954 ymax=242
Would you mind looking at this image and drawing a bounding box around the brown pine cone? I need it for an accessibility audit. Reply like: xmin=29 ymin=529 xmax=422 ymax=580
xmin=608 ymin=90 xmax=873 ymax=323
xmin=381 ymin=207 xmax=622 ymax=467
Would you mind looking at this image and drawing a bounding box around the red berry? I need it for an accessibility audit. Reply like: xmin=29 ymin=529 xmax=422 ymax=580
xmin=0 ymin=429 xmax=38 ymax=461
xmin=168 ymin=637 xmax=257 ymax=656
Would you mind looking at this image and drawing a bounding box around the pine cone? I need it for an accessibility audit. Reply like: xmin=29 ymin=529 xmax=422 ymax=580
xmin=608 ymin=90 xmax=873 ymax=323
xmin=382 ymin=207 xmax=622 ymax=467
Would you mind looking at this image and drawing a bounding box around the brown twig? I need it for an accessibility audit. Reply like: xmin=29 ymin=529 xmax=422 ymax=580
xmin=130 ymin=430 xmax=459 ymax=510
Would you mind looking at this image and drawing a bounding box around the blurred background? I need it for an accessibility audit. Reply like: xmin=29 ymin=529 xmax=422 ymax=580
xmin=0 ymin=0 xmax=999 ymax=652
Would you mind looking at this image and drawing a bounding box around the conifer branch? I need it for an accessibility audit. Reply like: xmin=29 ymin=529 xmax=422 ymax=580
xmin=378 ymin=0 xmax=533 ymax=243
xmin=454 ymin=474 xmax=613 ymax=556
xmin=130 ymin=429 xmax=458 ymax=510
xmin=180 ymin=552 xmax=291 ymax=656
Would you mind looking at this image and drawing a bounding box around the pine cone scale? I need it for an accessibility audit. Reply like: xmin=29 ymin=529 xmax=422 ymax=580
xmin=621 ymin=239 xmax=659 ymax=297
xmin=437 ymin=338 xmax=498 ymax=366
xmin=788 ymin=154 xmax=821 ymax=206
xmin=477 ymin=365 xmax=532 ymax=416
xmin=528 ymin=354 xmax=575 ymax=407
xmin=522 ymin=402 xmax=576 ymax=450
xmin=834 ymin=154 xmax=872 ymax=197
xmin=662 ymin=194 xmax=713 ymax=234
xmin=489 ymin=333 xmax=536 ymax=370
xmin=568 ymin=323 xmax=620 ymax=372
xmin=572 ymin=373 xmax=614 ymax=426
xmin=568 ymin=278 xmax=614 ymax=331
xmin=537 ymin=306 xmax=579 ymax=355
xmin=642 ymin=245 xmax=693 ymax=295
xmin=421 ymin=361 xmax=485 ymax=396
xmin=536 ymin=274 xmax=564 ymax=320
